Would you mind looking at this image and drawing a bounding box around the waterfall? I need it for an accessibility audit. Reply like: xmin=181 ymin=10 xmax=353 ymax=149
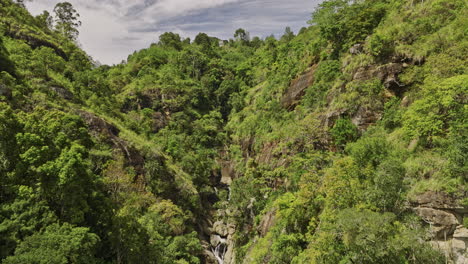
xmin=227 ymin=187 xmax=231 ymax=201
xmin=211 ymin=235 xmax=228 ymax=264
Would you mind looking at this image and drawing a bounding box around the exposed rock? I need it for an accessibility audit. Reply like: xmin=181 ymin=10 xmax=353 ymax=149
xmin=258 ymin=208 xmax=277 ymax=237
xmin=213 ymin=221 xmax=228 ymax=237
xmin=453 ymin=226 xmax=468 ymax=264
xmin=223 ymin=237 xmax=236 ymax=264
xmin=454 ymin=226 xmax=468 ymax=239
xmin=50 ymin=86 xmax=73 ymax=100
xmin=412 ymin=191 xmax=468 ymax=263
xmin=413 ymin=208 xmax=460 ymax=226
xmin=210 ymin=234 xmax=226 ymax=247
xmin=201 ymin=240 xmax=218 ymax=264
xmin=256 ymin=141 xmax=278 ymax=165
xmin=78 ymin=110 xmax=120 ymax=139
xmin=77 ymin=110 xmax=146 ymax=175
xmin=411 ymin=191 xmax=466 ymax=213
xmin=199 ymin=218 xmax=213 ymax=237
xmin=203 ymin=250 xmax=218 ymax=264
xmin=400 ymin=96 xmax=411 ymax=107
xmin=151 ymin=111 xmax=168 ymax=133
xmin=351 ymin=106 xmax=382 ymax=131
xmin=219 ymin=160 xmax=235 ymax=185
xmin=353 ymin=63 xmax=404 ymax=95
xmin=408 ymin=138 xmax=419 ymax=151
xmin=281 ymin=64 xmax=318 ymax=110
xmin=240 ymin=136 xmax=255 ymax=158
xmin=349 ymin=43 xmax=364 ymax=54
xmin=227 ymin=223 xmax=236 ymax=236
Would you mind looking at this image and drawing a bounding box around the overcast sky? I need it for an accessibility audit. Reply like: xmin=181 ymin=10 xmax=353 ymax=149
xmin=26 ymin=0 xmax=321 ymax=65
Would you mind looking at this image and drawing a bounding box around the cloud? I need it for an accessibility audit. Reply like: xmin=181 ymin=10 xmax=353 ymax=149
xmin=26 ymin=0 xmax=321 ymax=65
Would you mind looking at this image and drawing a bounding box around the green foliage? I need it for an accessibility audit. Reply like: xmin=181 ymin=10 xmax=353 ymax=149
xmin=159 ymin=32 xmax=183 ymax=50
xmin=4 ymin=223 xmax=100 ymax=264
xmin=0 ymin=0 xmax=466 ymax=263
xmin=296 ymin=209 xmax=445 ymax=264
xmin=303 ymin=60 xmax=341 ymax=108
xmin=330 ymin=118 xmax=358 ymax=147
xmin=403 ymin=75 xmax=467 ymax=144
xmin=53 ymin=2 xmax=81 ymax=40
xmin=311 ymin=0 xmax=388 ymax=57
xmin=381 ymin=97 xmax=402 ymax=130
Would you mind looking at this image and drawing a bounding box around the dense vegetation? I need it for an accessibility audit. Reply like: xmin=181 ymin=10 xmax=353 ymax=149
xmin=0 ymin=0 xmax=466 ymax=263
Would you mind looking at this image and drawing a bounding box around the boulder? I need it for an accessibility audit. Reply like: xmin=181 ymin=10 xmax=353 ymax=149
xmin=220 ymin=160 xmax=235 ymax=185
xmin=349 ymin=43 xmax=364 ymax=55
xmin=224 ymin=237 xmax=236 ymax=264
xmin=202 ymin=249 xmax=218 ymax=264
xmin=213 ymin=221 xmax=228 ymax=237
xmin=50 ymin=86 xmax=73 ymax=100
xmin=454 ymin=226 xmax=468 ymax=239
xmin=210 ymin=234 xmax=226 ymax=247
xmin=227 ymin=223 xmax=236 ymax=235
xmin=413 ymin=208 xmax=460 ymax=226
xmin=411 ymin=191 xmax=466 ymax=212
xmin=453 ymin=226 xmax=468 ymax=264
xmin=412 ymin=191 xmax=468 ymax=263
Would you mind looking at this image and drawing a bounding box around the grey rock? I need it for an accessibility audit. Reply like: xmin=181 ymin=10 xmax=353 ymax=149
xmin=454 ymin=226 xmax=468 ymax=239
xmin=414 ymin=207 xmax=459 ymax=226
xmin=213 ymin=221 xmax=228 ymax=237
xmin=210 ymin=234 xmax=226 ymax=247
xmin=349 ymin=43 xmax=363 ymax=54
xmin=50 ymin=86 xmax=73 ymax=100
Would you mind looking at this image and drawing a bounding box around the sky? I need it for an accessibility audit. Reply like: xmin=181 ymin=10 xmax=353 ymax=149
xmin=26 ymin=0 xmax=321 ymax=65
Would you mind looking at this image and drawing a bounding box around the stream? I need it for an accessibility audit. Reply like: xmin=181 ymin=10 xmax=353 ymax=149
xmin=208 ymin=186 xmax=232 ymax=264
xmin=211 ymin=235 xmax=228 ymax=264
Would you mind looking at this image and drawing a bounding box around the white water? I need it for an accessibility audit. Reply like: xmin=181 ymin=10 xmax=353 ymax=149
xmin=211 ymin=235 xmax=227 ymax=264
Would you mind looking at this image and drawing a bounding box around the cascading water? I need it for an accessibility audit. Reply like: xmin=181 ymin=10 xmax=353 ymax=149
xmin=211 ymin=235 xmax=228 ymax=264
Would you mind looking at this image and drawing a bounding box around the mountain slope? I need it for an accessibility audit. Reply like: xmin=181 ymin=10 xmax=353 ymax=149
xmin=0 ymin=0 xmax=466 ymax=263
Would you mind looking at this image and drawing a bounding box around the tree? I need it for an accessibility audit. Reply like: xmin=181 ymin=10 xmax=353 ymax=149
xmin=194 ymin=32 xmax=216 ymax=56
xmin=35 ymin=10 xmax=53 ymax=30
xmin=234 ymin=28 xmax=250 ymax=44
xmin=280 ymin=26 xmax=295 ymax=42
xmin=15 ymin=0 xmax=31 ymax=8
xmin=194 ymin=32 xmax=211 ymax=47
xmin=3 ymin=223 xmax=100 ymax=264
xmin=159 ymin=32 xmax=182 ymax=50
xmin=53 ymin=2 xmax=81 ymax=40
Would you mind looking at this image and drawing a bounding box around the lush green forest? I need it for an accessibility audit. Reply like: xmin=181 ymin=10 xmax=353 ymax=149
xmin=0 ymin=0 xmax=467 ymax=263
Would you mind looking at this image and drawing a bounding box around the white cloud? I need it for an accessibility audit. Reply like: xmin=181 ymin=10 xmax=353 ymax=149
xmin=26 ymin=0 xmax=319 ymax=65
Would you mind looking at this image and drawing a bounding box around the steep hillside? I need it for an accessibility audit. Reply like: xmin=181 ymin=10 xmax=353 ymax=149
xmin=0 ymin=0 xmax=466 ymax=263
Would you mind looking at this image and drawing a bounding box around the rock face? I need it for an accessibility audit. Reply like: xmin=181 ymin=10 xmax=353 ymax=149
xmin=77 ymin=110 xmax=147 ymax=175
xmin=50 ymin=86 xmax=73 ymax=100
xmin=351 ymin=106 xmax=383 ymax=131
xmin=257 ymin=208 xmax=276 ymax=237
xmin=353 ymin=63 xmax=404 ymax=92
xmin=208 ymin=219 xmax=236 ymax=264
xmin=281 ymin=64 xmax=318 ymax=110
xmin=349 ymin=43 xmax=364 ymax=54
xmin=411 ymin=191 xmax=468 ymax=264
